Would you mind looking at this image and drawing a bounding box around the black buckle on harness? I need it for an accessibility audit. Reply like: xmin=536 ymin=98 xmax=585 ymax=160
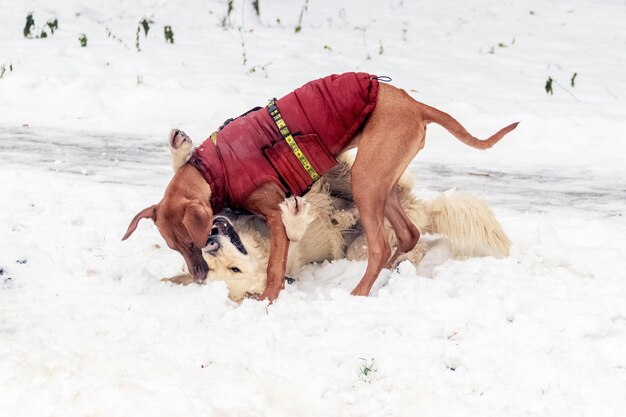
xmin=210 ymin=106 xmax=263 ymax=143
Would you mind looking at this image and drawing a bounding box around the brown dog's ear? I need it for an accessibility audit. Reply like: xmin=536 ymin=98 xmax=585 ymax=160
xmin=182 ymin=201 xmax=213 ymax=249
xmin=122 ymin=205 xmax=157 ymax=240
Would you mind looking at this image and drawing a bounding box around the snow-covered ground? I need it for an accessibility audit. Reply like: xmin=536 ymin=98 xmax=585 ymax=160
xmin=1 ymin=1 xmax=626 ymax=416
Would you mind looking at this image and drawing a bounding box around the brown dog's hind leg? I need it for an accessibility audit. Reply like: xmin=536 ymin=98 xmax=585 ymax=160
xmin=350 ymin=174 xmax=392 ymax=296
xmin=384 ymin=185 xmax=420 ymax=268
xmin=350 ymin=84 xmax=427 ymax=296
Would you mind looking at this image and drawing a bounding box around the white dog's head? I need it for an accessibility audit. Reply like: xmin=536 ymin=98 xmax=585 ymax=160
xmin=202 ymin=216 xmax=269 ymax=301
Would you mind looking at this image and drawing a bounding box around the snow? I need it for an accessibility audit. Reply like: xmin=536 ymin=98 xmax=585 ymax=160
xmin=1 ymin=0 xmax=626 ymax=416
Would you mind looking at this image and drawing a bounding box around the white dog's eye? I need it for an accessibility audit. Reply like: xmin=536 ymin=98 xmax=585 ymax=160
xmin=230 ymin=267 xmax=242 ymax=273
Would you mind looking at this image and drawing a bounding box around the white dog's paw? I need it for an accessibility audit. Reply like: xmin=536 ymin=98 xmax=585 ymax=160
xmin=280 ymin=196 xmax=314 ymax=242
xmin=169 ymin=129 xmax=194 ymax=172
xmin=169 ymin=129 xmax=193 ymax=150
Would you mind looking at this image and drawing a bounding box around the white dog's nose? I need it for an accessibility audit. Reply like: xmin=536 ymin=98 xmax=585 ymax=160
xmin=204 ymin=238 xmax=221 ymax=254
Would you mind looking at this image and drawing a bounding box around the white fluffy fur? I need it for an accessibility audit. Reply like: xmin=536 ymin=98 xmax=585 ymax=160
xmin=427 ymin=191 xmax=511 ymax=258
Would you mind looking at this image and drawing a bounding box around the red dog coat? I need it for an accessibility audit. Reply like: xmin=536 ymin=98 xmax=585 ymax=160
xmin=190 ymin=72 xmax=379 ymax=212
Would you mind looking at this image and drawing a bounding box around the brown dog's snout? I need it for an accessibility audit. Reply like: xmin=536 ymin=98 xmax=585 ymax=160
xmin=186 ymin=254 xmax=209 ymax=282
xmin=193 ymin=262 xmax=209 ymax=275
xmin=180 ymin=243 xmax=210 ymax=282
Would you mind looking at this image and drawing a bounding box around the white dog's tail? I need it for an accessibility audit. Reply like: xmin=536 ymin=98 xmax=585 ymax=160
xmin=423 ymin=191 xmax=511 ymax=258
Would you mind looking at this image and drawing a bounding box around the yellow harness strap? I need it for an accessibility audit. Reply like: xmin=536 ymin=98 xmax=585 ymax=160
xmin=267 ymin=99 xmax=320 ymax=181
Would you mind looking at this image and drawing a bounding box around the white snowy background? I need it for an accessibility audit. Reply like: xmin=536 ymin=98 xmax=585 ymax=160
xmin=1 ymin=1 xmax=625 ymax=416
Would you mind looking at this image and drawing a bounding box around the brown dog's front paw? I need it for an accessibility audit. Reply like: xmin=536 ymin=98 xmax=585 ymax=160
xmin=350 ymin=282 xmax=372 ymax=297
xmin=258 ymin=285 xmax=282 ymax=303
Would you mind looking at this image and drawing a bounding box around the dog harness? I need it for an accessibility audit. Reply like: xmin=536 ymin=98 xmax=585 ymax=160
xmin=190 ymin=72 xmax=379 ymax=212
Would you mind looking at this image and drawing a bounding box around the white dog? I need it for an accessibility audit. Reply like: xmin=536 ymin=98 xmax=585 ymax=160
xmin=166 ymin=136 xmax=511 ymax=301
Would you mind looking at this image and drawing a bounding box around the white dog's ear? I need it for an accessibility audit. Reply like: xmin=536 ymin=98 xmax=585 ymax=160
xmin=122 ymin=204 xmax=157 ymax=240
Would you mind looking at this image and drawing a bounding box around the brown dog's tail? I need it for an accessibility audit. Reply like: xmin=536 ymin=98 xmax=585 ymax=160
xmin=422 ymin=104 xmax=519 ymax=149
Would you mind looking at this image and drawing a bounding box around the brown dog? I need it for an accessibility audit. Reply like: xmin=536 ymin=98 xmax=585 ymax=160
xmin=123 ymin=73 xmax=517 ymax=301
